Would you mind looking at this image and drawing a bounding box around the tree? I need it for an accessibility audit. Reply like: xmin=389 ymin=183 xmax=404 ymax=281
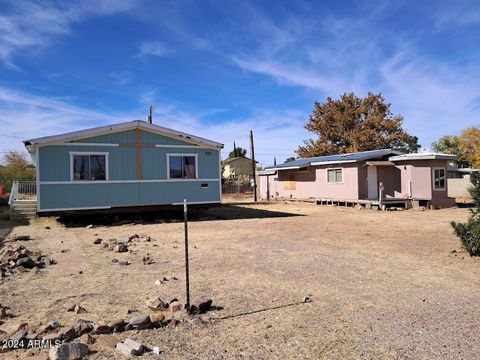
xmin=432 ymin=135 xmax=470 ymax=168
xmin=3 ymin=150 xmax=31 ymax=169
xmin=459 ymin=126 xmax=480 ymax=168
xmin=285 ymin=157 xmax=296 ymax=163
xmin=0 ymin=151 xmax=35 ymax=193
xmin=228 ymin=144 xmax=247 ymax=158
xmin=296 ymin=92 xmax=420 ymax=158
xmin=451 ymin=172 xmax=480 ymax=255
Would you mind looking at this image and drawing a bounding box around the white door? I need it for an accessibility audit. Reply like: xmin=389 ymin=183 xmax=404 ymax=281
xmin=367 ymin=166 xmax=378 ymax=199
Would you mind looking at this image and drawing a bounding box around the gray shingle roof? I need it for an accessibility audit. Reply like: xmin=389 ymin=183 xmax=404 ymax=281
xmin=266 ymin=149 xmax=402 ymax=170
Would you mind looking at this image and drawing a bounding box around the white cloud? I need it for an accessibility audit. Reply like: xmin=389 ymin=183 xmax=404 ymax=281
xmin=136 ymin=41 xmax=172 ymax=58
xmin=0 ymin=0 xmax=136 ymax=69
xmin=0 ymin=86 xmax=307 ymax=167
xmin=109 ymin=71 xmax=133 ymax=85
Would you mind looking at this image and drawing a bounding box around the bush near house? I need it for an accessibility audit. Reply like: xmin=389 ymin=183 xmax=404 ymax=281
xmin=452 ymin=172 xmax=480 ymax=256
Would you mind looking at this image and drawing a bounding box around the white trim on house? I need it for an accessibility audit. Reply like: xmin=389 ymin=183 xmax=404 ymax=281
xmin=390 ymin=153 xmax=456 ymax=161
xmin=166 ymin=153 xmax=199 ymax=180
xmin=39 ymin=178 xmax=219 ymax=185
xmin=24 ymin=120 xmax=223 ymax=149
xmin=310 ymin=160 xmax=357 ymax=166
xmin=35 ymin=146 xmax=40 ymax=213
xmin=266 ymin=165 xmax=302 ymax=171
xmin=326 ymin=167 xmax=344 ymax=184
xmin=171 ymin=201 xmax=221 ymax=205
xmin=69 ymin=152 xmax=110 ymax=181
xmin=432 ymin=167 xmax=447 ymax=191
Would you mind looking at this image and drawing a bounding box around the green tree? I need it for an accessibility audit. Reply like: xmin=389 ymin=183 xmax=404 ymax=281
xmin=297 ymin=92 xmax=420 ymax=157
xmin=0 ymin=150 xmax=35 ymax=193
xmin=432 ymin=135 xmax=470 ymax=168
xmin=452 ymin=172 xmax=480 ymax=255
xmin=285 ymin=157 xmax=296 ymax=163
xmin=228 ymin=147 xmax=247 ymax=158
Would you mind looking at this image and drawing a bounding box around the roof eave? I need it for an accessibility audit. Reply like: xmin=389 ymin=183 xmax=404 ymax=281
xmin=23 ymin=120 xmax=224 ymax=149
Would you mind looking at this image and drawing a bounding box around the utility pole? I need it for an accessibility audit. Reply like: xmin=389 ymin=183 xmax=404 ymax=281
xmin=147 ymin=105 xmax=153 ymax=124
xmin=250 ymin=130 xmax=257 ymax=202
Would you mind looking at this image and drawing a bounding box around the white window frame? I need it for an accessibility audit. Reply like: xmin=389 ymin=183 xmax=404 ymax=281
xmin=69 ymin=152 xmax=109 ymax=181
xmin=432 ymin=167 xmax=446 ymax=191
xmin=326 ymin=167 xmax=344 ymax=184
xmin=166 ymin=153 xmax=199 ymax=180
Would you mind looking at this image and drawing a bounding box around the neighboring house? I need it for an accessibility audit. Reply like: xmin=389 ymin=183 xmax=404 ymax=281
xmin=222 ymin=156 xmax=257 ymax=180
xmin=259 ymin=149 xmax=456 ymax=208
xmin=20 ymin=120 xmax=223 ymax=214
xmin=446 ymin=165 xmax=479 ymax=201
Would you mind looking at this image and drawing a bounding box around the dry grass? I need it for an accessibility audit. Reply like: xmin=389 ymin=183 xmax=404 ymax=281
xmin=1 ymin=202 xmax=479 ymax=359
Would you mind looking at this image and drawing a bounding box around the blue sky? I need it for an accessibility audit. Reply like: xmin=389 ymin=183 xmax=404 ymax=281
xmin=0 ymin=0 xmax=479 ymax=166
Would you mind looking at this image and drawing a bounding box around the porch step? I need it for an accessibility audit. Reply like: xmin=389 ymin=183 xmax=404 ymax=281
xmin=10 ymin=199 xmax=37 ymax=220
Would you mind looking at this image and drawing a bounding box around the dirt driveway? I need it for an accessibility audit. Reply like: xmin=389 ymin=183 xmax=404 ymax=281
xmin=1 ymin=202 xmax=479 ymax=359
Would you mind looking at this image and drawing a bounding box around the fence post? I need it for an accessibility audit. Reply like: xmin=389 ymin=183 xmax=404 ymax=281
xmin=183 ymin=199 xmax=190 ymax=311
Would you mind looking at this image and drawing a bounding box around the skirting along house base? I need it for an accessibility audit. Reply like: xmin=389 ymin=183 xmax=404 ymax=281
xmin=15 ymin=120 xmax=224 ymax=215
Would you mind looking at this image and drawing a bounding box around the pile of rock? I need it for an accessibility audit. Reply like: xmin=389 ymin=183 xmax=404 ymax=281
xmin=0 ymin=245 xmax=55 ymax=278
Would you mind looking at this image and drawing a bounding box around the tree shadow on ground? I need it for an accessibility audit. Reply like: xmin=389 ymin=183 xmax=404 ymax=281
xmin=56 ymin=204 xmax=304 ymax=228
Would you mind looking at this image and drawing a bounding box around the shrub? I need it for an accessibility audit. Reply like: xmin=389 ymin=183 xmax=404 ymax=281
xmin=451 ymin=172 xmax=480 ymax=256
xmin=451 ymin=218 xmax=480 ymax=256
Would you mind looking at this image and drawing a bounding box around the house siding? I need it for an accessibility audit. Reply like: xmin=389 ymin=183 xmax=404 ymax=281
xmin=37 ymin=129 xmax=221 ymax=212
xmin=262 ymin=164 xmax=360 ymax=200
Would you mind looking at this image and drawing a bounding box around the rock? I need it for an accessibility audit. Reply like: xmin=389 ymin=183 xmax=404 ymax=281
xmin=170 ymin=301 xmax=182 ymax=313
xmin=154 ymin=279 xmax=163 ymax=286
xmin=79 ymin=333 xmax=95 ymax=345
xmin=142 ymin=256 xmax=154 ymax=265
xmin=118 ymin=261 xmax=130 ymax=266
xmin=49 ymin=342 xmax=89 ymax=360
xmin=114 ymin=242 xmax=128 ymax=253
xmin=149 ymin=313 xmax=165 ymax=324
xmin=42 ymin=332 xmax=61 ymax=342
xmin=124 ymin=338 xmax=144 ymax=355
xmin=16 ymin=257 xmax=35 ymax=269
xmin=128 ymin=314 xmax=150 ymax=327
xmin=128 ymin=234 xmax=139 ymax=242
xmin=354 ymin=204 xmax=364 ymax=210
xmin=48 ymin=320 xmax=60 ymax=330
xmin=93 ymin=323 xmax=111 ymax=334
xmin=73 ymin=320 xmax=93 ymax=337
xmin=97 ymin=334 xmax=120 ymax=349
xmin=116 ymin=338 xmax=144 ymax=356
xmin=107 ymin=319 xmax=125 ymax=328
xmin=303 ymin=296 xmax=312 ymax=303
xmin=63 ymin=303 xmax=76 ymax=312
xmin=10 ymin=329 xmax=27 ymax=341
xmin=198 ymin=299 xmax=213 ymax=314
xmin=26 ymin=332 xmax=38 ymax=340
xmin=14 ymin=235 xmax=31 ymax=241
xmin=146 ymin=297 xmax=167 ymax=311
xmin=58 ymin=327 xmax=76 ymax=342
xmin=15 ymin=265 xmax=28 ymax=273
xmin=92 ymin=239 xmax=102 ymax=245
xmin=191 ymin=317 xmax=203 ymax=326
xmin=153 ymin=346 xmax=161 ymax=355
xmin=74 ymin=305 xmax=87 ymax=314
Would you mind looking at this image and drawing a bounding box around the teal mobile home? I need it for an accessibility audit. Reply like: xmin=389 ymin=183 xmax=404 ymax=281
xmin=22 ymin=120 xmax=223 ymax=214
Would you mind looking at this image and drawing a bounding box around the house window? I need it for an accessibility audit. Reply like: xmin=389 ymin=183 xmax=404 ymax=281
xmin=433 ymin=168 xmax=446 ymax=190
xmin=327 ymin=168 xmax=343 ymax=183
xmin=168 ymin=155 xmax=197 ymax=179
xmin=71 ymin=153 xmax=107 ymax=181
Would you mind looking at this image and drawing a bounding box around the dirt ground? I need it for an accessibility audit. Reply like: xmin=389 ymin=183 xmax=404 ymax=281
xmin=1 ymin=201 xmax=479 ymax=359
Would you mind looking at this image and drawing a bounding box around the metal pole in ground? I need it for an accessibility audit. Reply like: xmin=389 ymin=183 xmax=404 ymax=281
xmin=184 ymin=199 xmax=190 ymax=311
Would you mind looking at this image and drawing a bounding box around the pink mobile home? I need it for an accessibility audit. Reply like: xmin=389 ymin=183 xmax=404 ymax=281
xmin=259 ymin=149 xmax=456 ymax=208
